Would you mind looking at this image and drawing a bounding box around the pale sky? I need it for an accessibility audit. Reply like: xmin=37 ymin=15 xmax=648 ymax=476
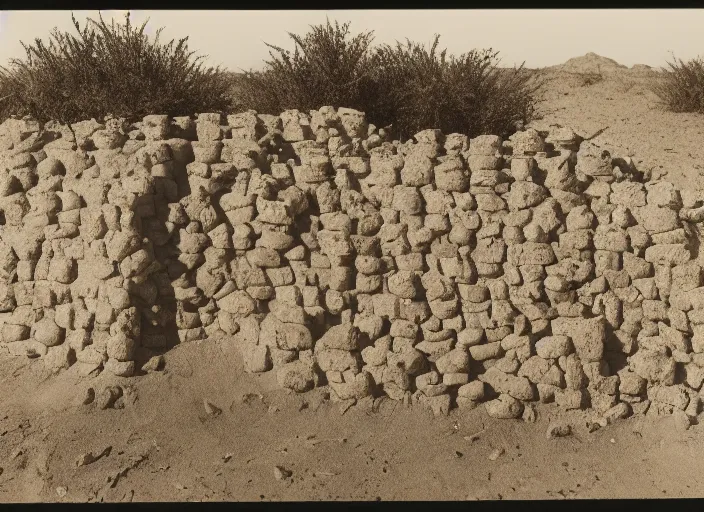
xmin=1 ymin=10 xmax=703 ymax=71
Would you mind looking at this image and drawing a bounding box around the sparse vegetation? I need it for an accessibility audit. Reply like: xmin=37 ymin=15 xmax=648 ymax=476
xmin=0 ymin=15 xmax=542 ymax=138
xmin=652 ymin=56 xmax=704 ymax=114
xmin=232 ymin=20 xmax=376 ymax=117
xmin=0 ymin=12 xmax=232 ymax=124
xmin=235 ymin=21 xmax=541 ymax=140
xmin=368 ymin=36 xmax=539 ymax=140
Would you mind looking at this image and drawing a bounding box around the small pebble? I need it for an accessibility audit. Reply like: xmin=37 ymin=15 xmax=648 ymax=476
xmin=204 ymin=400 xmax=222 ymax=417
xmin=488 ymin=447 xmax=504 ymax=461
xmin=97 ymin=386 xmax=122 ymax=410
xmin=463 ymin=428 xmax=485 ymax=443
xmin=587 ymin=417 xmax=608 ymax=432
xmin=56 ymin=486 xmax=67 ymax=498
xmin=141 ymin=355 xmax=165 ymax=373
xmin=547 ymin=421 xmax=572 ymax=439
xmin=274 ymin=466 xmax=292 ymax=480
xmin=610 ymin=438 xmax=616 ymax=444
xmin=76 ymin=446 xmax=111 ymax=467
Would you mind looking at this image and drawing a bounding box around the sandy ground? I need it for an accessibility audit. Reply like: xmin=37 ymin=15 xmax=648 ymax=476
xmin=2 ymin=338 xmax=704 ymax=503
xmin=2 ymin=54 xmax=704 ymax=502
xmin=530 ymin=65 xmax=704 ymax=194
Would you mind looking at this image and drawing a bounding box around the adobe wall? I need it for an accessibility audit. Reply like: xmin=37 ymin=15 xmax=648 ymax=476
xmin=1 ymin=107 xmax=703 ymax=423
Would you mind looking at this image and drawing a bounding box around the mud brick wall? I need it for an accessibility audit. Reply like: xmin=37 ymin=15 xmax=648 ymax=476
xmin=1 ymin=106 xmax=704 ymax=423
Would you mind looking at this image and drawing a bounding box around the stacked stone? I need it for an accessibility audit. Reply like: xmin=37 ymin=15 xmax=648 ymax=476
xmin=0 ymin=118 xmax=41 ymax=360
xmin=629 ymin=179 xmax=702 ymax=419
xmin=132 ymin=114 xmax=194 ymax=355
xmin=0 ymin=116 xmax=147 ymax=376
xmin=167 ymin=112 xmax=226 ymax=347
xmin=213 ymin=107 xmax=368 ymax=396
xmin=542 ymin=134 xmax=701 ymax=421
xmin=2 ymin=106 xmax=704 ymax=425
xmin=461 ymin=130 xmax=541 ymax=419
xmin=55 ymin=117 xmax=164 ymax=377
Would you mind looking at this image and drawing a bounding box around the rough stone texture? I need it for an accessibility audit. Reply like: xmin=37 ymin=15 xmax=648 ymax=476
xmin=551 ymin=316 xmax=606 ymax=362
xmin=1 ymin=108 xmax=703 ymax=423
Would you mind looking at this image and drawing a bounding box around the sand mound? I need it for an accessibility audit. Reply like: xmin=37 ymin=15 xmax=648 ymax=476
xmin=557 ymin=53 xmax=628 ymax=74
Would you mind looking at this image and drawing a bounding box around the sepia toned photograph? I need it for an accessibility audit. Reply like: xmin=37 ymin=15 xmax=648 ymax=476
xmin=0 ymin=7 xmax=703 ymax=502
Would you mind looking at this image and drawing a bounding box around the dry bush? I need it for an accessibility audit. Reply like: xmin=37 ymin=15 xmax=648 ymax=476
xmin=236 ymin=22 xmax=541 ymax=140
xmin=233 ymin=19 xmax=376 ymax=115
xmin=0 ymin=12 xmax=232 ymax=124
xmin=652 ymin=56 xmax=704 ymax=114
xmin=368 ymin=36 xmax=540 ymax=140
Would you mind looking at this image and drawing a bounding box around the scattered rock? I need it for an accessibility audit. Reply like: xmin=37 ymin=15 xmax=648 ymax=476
xmin=485 ymin=394 xmax=524 ymax=419
xmin=204 ymin=400 xmax=222 ymax=417
xmin=76 ymin=446 xmax=112 ymax=467
xmin=488 ymin=447 xmax=505 ymax=461
xmin=141 ymin=355 xmax=165 ymax=373
xmin=603 ymin=402 xmax=631 ymax=424
xmin=274 ymin=465 xmax=292 ymax=480
xmin=587 ymin=420 xmax=602 ymax=433
xmin=546 ymin=421 xmax=572 ymax=439
xmin=463 ymin=428 xmax=485 ymax=443
xmin=97 ymin=387 xmax=122 ymax=410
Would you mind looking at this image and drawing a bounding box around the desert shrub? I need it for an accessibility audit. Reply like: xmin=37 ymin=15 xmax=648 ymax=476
xmin=236 ymin=21 xmax=540 ymax=141
xmin=233 ymin=19 xmax=376 ymax=115
xmin=368 ymin=35 xmax=540 ymax=140
xmin=652 ymin=56 xmax=704 ymax=114
xmin=0 ymin=12 xmax=232 ymax=124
